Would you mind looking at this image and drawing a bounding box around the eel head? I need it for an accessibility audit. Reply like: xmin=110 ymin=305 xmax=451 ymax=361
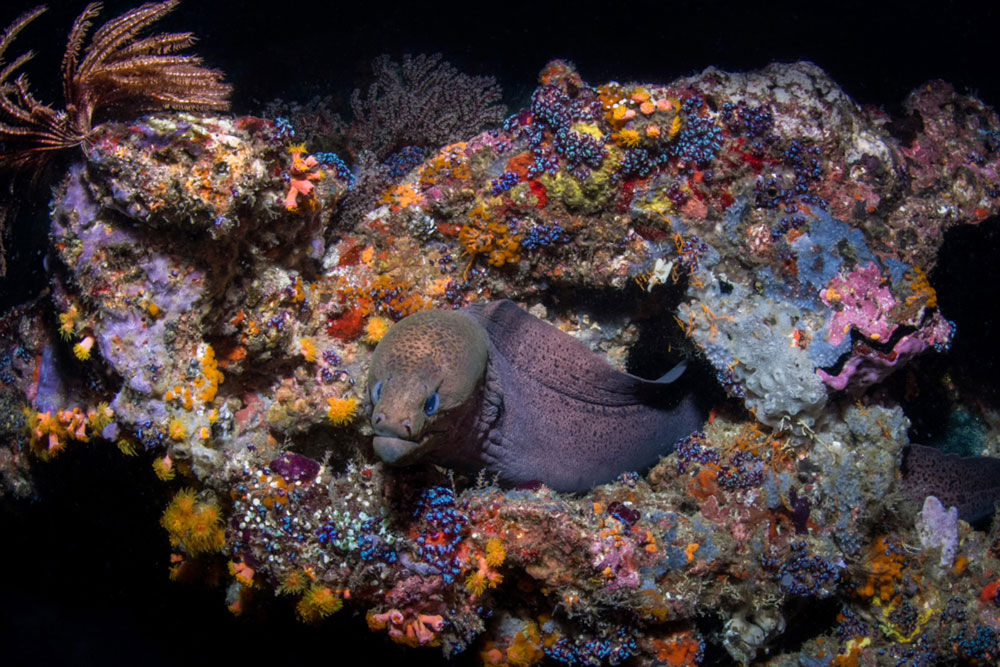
xmin=367 ymin=309 xmax=488 ymax=465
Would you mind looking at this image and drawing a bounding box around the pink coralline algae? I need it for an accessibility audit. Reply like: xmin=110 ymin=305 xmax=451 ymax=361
xmin=816 ymin=262 xmax=954 ymax=391
xmin=821 ymin=263 xmax=899 ymax=347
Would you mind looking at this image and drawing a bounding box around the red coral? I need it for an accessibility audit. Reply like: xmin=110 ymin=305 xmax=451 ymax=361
xmin=327 ymin=309 xmax=366 ymax=341
xmin=528 ymin=180 xmax=548 ymax=208
xmin=505 ymin=152 xmax=534 ymax=180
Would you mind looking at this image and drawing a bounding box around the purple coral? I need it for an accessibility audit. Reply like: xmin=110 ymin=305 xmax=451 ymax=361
xmin=816 ymin=261 xmax=954 ymax=391
xmin=269 ymin=452 xmax=321 ymax=482
xmin=915 ymin=495 xmax=959 ymax=568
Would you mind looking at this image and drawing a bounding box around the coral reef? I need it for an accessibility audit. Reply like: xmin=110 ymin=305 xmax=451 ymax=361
xmin=3 ymin=51 xmax=1000 ymax=664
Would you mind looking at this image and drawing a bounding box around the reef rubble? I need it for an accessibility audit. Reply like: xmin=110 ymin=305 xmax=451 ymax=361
xmin=4 ymin=58 xmax=1000 ymax=665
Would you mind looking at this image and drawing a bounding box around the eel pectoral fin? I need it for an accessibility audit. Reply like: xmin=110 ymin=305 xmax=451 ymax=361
xmin=652 ymin=360 xmax=687 ymax=384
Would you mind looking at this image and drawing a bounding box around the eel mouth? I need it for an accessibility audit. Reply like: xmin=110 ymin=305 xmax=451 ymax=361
xmin=372 ymin=435 xmax=424 ymax=465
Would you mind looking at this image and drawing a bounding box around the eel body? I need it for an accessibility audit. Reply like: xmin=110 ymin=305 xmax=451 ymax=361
xmin=366 ymin=299 xmax=1000 ymax=518
xmin=901 ymin=444 xmax=1000 ymax=523
xmin=366 ymin=300 xmax=704 ymax=492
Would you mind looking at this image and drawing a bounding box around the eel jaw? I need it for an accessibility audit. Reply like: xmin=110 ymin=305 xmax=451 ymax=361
xmin=372 ymin=435 xmax=425 ymax=465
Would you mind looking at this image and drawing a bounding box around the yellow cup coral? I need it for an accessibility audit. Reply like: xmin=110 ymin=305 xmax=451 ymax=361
xmin=296 ymin=585 xmax=343 ymax=623
xmin=73 ymin=335 xmax=95 ymax=360
xmin=363 ymin=316 xmax=392 ymax=345
xmin=326 ymin=396 xmax=359 ymax=426
xmin=161 ymin=489 xmax=225 ymax=555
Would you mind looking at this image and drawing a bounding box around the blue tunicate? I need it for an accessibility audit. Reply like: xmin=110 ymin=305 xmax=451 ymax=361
xmin=721 ymin=101 xmax=775 ymax=139
xmin=381 ymin=146 xmax=425 ymax=181
xmin=314 ymin=151 xmax=356 ymax=189
xmin=413 ymin=486 xmax=468 ymax=582
xmin=521 ymin=222 xmax=571 ymax=250
xmin=952 ymin=626 xmax=1000 ymax=663
xmin=835 ymin=605 xmax=872 ymax=641
xmin=716 ymin=450 xmax=766 ymax=490
xmin=620 ymin=147 xmax=656 ymax=177
xmin=490 ymin=171 xmax=520 ymax=195
xmin=776 ymin=541 xmax=844 ymax=597
xmin=526 ymin=154 xmax=558 ymax=179
xmin=553 ymin=126 xmax=605 ymax=170
xmin=274 ymin=117 xmax=295 ymax=139
xmin=674 ymin=432 xmax=719 ymax=473
xmin=529 ymin=84 xmax=606 ymax=172
xmin=670 ymin=96 xmax=724 ymax=167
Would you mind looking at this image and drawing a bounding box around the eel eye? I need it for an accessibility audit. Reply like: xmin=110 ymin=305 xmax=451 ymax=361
xmin=371 ymin=380 xmax=383 ymax=403
xmin=424 ymin=392 xmax=439 ymax=416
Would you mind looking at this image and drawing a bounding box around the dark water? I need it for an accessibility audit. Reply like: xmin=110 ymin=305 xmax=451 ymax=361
xmin=1 ymin=0 xmax=998 ymax=664
xmin=2 ymin=0 xmax=999 ymax=310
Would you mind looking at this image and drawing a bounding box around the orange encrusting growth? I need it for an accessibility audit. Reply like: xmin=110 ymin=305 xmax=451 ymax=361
xmin=855 ymin=536 xmax=906 ymax=603
xmin=198 ymin=345 xmax=224 ymax=403
xmin=652 ymin=630 xmax=704 ymax=666
xmin=382 ymin=184 xmax=425 ymax=210
xmin=459 ymin=201 xmax=523 ymax=268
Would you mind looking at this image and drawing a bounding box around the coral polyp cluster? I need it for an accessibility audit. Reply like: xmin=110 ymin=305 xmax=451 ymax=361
xmin=3 ymin=50 xmax=1000 ymax=664
xmin=161 ymin=488 xmax=226 ymax=556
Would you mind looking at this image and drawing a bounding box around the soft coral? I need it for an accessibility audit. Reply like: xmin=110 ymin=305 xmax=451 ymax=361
xmin=284 ymin=147 xmax=324 ymax=211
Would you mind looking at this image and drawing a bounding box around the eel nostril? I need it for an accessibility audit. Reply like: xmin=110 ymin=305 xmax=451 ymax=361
xmin=374 ymin=412 xmax=384 ymax=425
xmin=403 ymin=418 xmax=412 ymax=435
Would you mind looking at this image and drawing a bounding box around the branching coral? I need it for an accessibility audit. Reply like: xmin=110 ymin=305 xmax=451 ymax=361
xmin=349 ymin=54 xmax=504 ymax=161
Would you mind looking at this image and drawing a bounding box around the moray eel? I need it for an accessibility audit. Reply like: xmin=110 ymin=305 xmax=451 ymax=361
xmin=366 ymin=300 xmax=705 ymax=492
xmin=367 ymin=299 xmax=1000 ymax=517
xmin=901 ymin=444 xmax=1000 ymax=524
